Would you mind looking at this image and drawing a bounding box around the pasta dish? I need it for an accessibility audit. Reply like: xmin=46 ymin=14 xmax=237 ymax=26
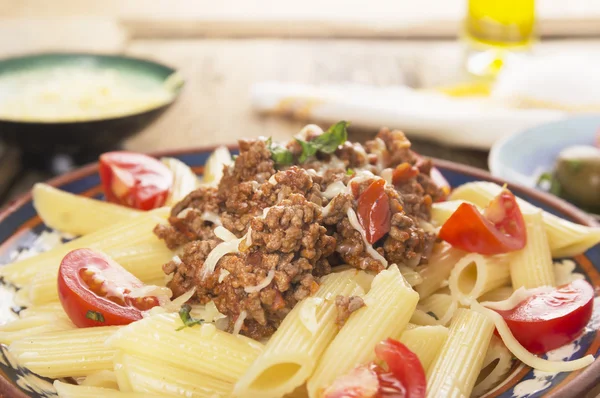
xmin=0 ymin=122 xmax=598 ymax=398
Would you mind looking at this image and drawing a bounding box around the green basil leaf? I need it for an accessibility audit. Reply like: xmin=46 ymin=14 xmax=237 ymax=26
xmin=271 ymin=145 xmax=294 ymax=166
xmin=176 ymin=304 xmax=205 ymax=331
xmin=312 ymin=121 xmax=349 ymax=154
xmin=296 ymin=139 xmax=318 ymax=163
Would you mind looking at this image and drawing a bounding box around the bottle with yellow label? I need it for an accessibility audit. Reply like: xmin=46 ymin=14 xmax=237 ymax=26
xmin=464 ymin=0 xmax=536 ymax=78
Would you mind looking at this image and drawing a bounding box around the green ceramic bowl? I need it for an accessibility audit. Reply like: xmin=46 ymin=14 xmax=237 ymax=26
xmin=0 ymin=53 xmax=183 ymax=154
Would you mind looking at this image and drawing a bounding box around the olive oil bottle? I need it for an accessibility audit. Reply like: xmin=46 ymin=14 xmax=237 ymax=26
xmin=464 ymin=0 xmax=536 ymax=78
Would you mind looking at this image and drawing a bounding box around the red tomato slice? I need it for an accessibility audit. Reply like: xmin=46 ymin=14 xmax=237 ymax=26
xmin=438 ymin=188 xmax=526 ymax=254
xmin=322 ymin=339 xmax=425 ymax=398
xmin=494 ymin=280 xmax=594 ymax=354
xmin=357 ymin=179 xmax=391 ymax=244
xmin=58 ymin=248 xmax=159 ymax=327
xmin=99 ymin=152 xmax=173 ymax=210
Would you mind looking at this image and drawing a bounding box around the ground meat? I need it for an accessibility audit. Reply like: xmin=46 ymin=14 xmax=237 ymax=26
xmin=156 ymin=130 xmax=446 ymax=340
xmin=335 ymin=295 xmax=365 ymax=327
xmin=153 ymin=187 xmax=220 ymax=249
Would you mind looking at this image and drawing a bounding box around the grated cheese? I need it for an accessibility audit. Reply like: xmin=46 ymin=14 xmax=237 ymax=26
xmin=481 ymin=286 xmax=554 ymax=311
xmin=322 ymin=181 xmax=347 ymax=199
xmin=346 ymin=208 xmax=388 ymax=268
xmin=233 ymin=311 xmax=247 ymax=335
xmin=299 ymin=297 xmax=324 ymax=334
xmin=201 ymin=237 xmax=244 ymax=279
xmin=214 ymin=226 xmax=238 ymax=242
xmin=171 ymin=255 xmax=182 ymax=265
xmin=201 ymin=211 xmax=222 ymax=227
xmin=471 ymin=301 xmax=594 ymax=372
xmin=244 ymin=270 xmax=275 ymax=293
xmin=218 ymin=269 xmax=231 ymax=283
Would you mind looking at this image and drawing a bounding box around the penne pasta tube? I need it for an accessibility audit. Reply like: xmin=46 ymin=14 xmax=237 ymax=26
xmin=409 ymin=309 xmax=441 ymax=326
xmin=233 ymin=270 xmax=364 ymax=398
xmin=33 ymin=183 xmax=141 ymax=236
xmin=477 ymin=286 xmax=514 ymax=303
xmin=510 ymin=212 xmax=556 ymax=289
xmin=115 ymin=352 xmax=232 ymax=397
xmin=106 ymin=313 xmax=263 ymax=384
xmin=9 ymin=326 xmax=120 ymax=378
xmin=426 ymin=309 xmax=495 ymax=398
xmin=398 ymin=325 xmax=449 ymax=373
xmin=472 ymin=336 xmax=513 ymax=397
xmin=1 ymin=210 xmax=172 ymax=289
xmin=415 ymin=242 xmax=466 ymax=300
xmin=398 ymin=264 xmax=423 ymax=287
xmin=0 ymin=313 xmax=74 ymax=344
xmin=417 ymin=294 xmax=457 ymax=326
xmin=449 ymin=181 xmax=600 ymax=257
xmin=448 ymin=253 xmax=511 ymax=305
xmin=431 ymin=200 xmax=472 ymax=226
xmin=80 ymin=370 xmax=120 ymax=389
xmin=54 ymin=380 xmax=160 ymax=398
xmin=162 ymin=157 xmax=200 ymax=206
xmin=307 ymin=265 xmax=418 ymax=398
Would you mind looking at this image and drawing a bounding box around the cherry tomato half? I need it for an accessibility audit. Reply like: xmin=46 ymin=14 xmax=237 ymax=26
xmin=99 ymin=152 xmax=173 ymax=210
xmin=322 ymin=338 xmax=426 ymax=398
xmin=439 ymin=188 xmax=526 ymax=255
xmin=58 ymin=248 xmax=159 ymax=327
xmin=357 ymin=179 xmax=391 ymax=244
xmin=495 ymin=279 xmax=594 ymax=354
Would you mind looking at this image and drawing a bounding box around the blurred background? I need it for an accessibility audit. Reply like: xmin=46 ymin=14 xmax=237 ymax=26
xmin=2 ymin=0 xmax=600 ymax=215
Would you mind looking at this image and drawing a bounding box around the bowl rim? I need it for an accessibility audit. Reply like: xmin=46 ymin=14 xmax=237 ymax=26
xmin=0 ymin=146 xmax=598 ymax=398
xmin=0 ymin=51 xmax=184 ymax=125
xmin=488 ymin=114 xmax=600 ymax=182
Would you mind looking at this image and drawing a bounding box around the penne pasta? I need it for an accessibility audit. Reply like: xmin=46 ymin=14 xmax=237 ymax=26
xmin=0 ymin=209 xmax=170 ymax=285
xmin=54 ymin=380 xmax=160 ymax=398
xmin=472 ymin=336 xmax=513 ymax=397
xmin=398 ymin=325 xmax=449 ymax=373
xmin=0 ymin=313 xmax=74 ymax=344
xmin=430 ymin=200 xmax=471 ymax=226
xmin=448 ymin=253 xmax=511 ymax=305
xmin=307 ymin=265 xmax=418 ymax=398
xmin=410 ymin=309 xmax=441 ymax=326
xmin=449 ymin=181 xmax=600 ymax=257
xmin=162 ymin=157 xmax=200 ymax=206
xmin=426 ymin=309 xmax=495 ymax=398
xmin=233 ymin=270 xmax=364 ymax=398
xmin=477 ymin=286 xmax=514 ymax=303
xmin=33 ymin=183 xmax=141 ymax=236
xmin=415 ymin=243 xmax=466 ymax=300
xmin=510 ymin=212 xmax=556 ymax=289
xmin=80 ymin=370 xmax=120 ymax=389
xmin=115 ymin=352 xmax=232 ymax=397
xmin=107 ymin=313 xmax=263 ymax=384
xmin=9 ymin=326 xmax=120 ymax=378
xmin=417 ymin=293 xmax=458 ymax=326
xmin=398 ymin=264 xmax=423 ymax=286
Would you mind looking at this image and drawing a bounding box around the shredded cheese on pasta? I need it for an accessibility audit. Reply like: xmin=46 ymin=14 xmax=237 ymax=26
xmin=346 ymin=208 xmax=388 ymax=268
xmin=299 ymin=297 xmax=324 ymax=334
xmin=470 ymin=301 xmax=594 ymax=372
xmin=233 ymin=311 xmax=247 ymax=335
xmin=244 ymin=270 xmax=275 ymax=294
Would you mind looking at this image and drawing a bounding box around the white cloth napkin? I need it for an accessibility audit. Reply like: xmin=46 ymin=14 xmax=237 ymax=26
xmin=251 ymin=54 xmax=600 ymax=149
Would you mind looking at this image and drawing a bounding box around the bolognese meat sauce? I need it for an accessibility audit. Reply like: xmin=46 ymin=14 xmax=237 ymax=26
xmin=154 ymin=126 xmax=445 ymax=340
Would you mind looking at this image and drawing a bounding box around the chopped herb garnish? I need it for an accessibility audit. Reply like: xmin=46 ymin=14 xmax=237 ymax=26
xmin=537 ymin=172 xmax=562 ymax=196
xmin=176 ymin=304 xmax=205 ymax=331
xmin=297 ymin=121 xmax=349 ymax=162
xmin=266 ymin=137 xmax=294 ymax=166
xmin=426 ymin=311 xmax=439 ymax=321
xmin=85 ymin=310 xmax=105 ymax=323
xmin=346 ymin=168 xmax=354 ymax=176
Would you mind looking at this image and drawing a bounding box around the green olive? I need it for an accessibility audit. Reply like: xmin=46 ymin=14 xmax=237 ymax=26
xmin=555 ymin=145 xmax=600 ymax=211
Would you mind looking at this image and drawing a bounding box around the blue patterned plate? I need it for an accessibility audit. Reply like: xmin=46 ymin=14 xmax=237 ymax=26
xmin=0 ymin=148 xmax=598 ymax=398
